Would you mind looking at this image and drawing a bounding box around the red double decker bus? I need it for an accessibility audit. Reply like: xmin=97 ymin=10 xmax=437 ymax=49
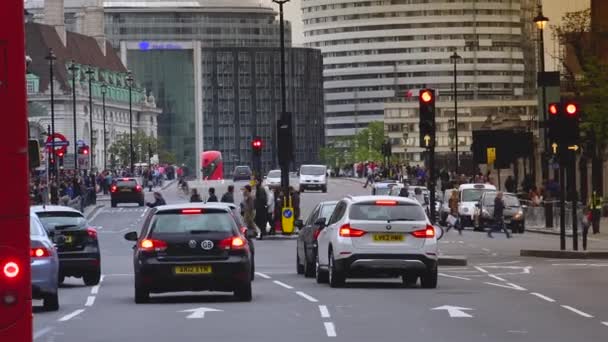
xmin=201 ymin=151 xmax=224 ymax=180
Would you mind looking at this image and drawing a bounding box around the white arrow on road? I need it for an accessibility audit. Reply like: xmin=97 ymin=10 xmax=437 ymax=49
xmin=180 ymin=307 xmax=223 ymax=319
xmin=432 ymin=305 xmax=474 ymax=318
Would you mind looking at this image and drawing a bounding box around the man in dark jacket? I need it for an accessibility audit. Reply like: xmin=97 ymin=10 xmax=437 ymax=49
xmin=254 ymin=184 xmax=268 ymax=238
xmin=207 ymin=187 xmax=218 ymax=202
xmin=488 ymin=192 xmax=511 ymax=238
xmin=221 ymin=185 xmax=234 ymax=203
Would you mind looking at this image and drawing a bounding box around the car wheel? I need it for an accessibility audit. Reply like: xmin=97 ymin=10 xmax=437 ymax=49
xmin=234 ymin=280 xmax=253 ymax=302
xmin=322 ymin=186 xmax=327 ymax=193
xmin=134 ymin=285 xmax=149 ymax=304
xmin=296 ymin=249 xmax=305 ymax=275
xmin=304 ymin=247 xmax=316 ymax=278
xmin=420 ymin=265 xmax=438 ymax=289
xmin=315 ymin=252 xmax=328 ymax=284
xmin=58 ymin=274 xmax=65 ymax=286
xmin=139 ymin=200 xmax=145 ymax=207
xmin=328 ymin=250 xmax=345 ymax=288
xmin=43 ymin=292 xmax=59 ymax=311
xmin=83 ymin=270 xmax=101 ymax=286
xmin=402 ymin=274 xmax=418 ymax=288
xmin=111 ymin=201 xmax=117 ymax=208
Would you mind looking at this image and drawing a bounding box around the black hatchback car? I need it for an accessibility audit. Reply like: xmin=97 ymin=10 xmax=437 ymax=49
xmin=31 ymin=205 xmax=101 ymax=286
xmin=477 ymin=191 xmax=526 ymax=233
xmin=295 ymin=201 xmax=337 ymax=277
xmin=124 ymin=204 xmax=253 ymax=303
xmin=233 ymin=166 xmax=252 ymax=182
xmin=110 ymin=178 xmax=145 ymax=207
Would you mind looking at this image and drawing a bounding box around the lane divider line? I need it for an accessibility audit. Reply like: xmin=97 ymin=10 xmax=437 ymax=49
xmin=488 ymin=274 xmax=507 ymax=282
xmin=324 ymin=322 xmax=337 ymax=337
xmin=33 ymin=326 xmax=54 ymax=340
xmin=530 ymin=292 xmax=556 ymax=303
xmin=439 ymin=273 xmax=471 ymax=281
xmin=85 ymin=296 xmax=96 ymax=307
xmin=561 ymin=305 xmax=594 ymax=318
xmin=474 ymin=266 xmax=488 ymax=273
xmin=601 ymin=322 xmax=608 ymax=327
xmin=296 ymin=291 xmax=318 ymax=303
xmin=484 ymin=282 xmax=527 ymax=291
xmin=58 ymin=309 xmax=85 ymax=322
xmin=319 ymin=305 xmax=330 ymax=318
xmin=91 ymin=285 xmax=100 ymax=295
xmin=254 ymin=272 xmax=271 ymax=279
xmin=273 ymin=280 xmax=294 ymax=289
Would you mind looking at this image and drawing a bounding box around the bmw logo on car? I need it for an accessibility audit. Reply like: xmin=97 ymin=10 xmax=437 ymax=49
xmin=386 ymin=225 xmax=392 ymax=231
xmin=188 ymin=240 xmax=197 ymax=249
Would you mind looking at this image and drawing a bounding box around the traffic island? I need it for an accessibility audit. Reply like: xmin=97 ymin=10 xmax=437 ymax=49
xmin=520 ymin=249 xmax=608 ymax=259
xmin=438 ymin=256 xmax=467 ymax=266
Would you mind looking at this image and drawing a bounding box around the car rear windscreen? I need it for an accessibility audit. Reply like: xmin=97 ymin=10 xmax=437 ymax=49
xmin=349 ymin=203 xmax=427 ymax=221
xmin=150 ymin=212 xmax=237 ymax=234
xmin=116 ymin=180 xmax=137 ymax=187
xmin=36 ymin=212 xmax=86 ymax=230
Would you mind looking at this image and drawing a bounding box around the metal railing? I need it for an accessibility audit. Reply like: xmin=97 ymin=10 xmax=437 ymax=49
xmin=522 ymin=200 xmax=585 ymax=231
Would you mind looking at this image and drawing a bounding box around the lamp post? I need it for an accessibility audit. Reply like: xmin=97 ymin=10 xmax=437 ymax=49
xmin=450 ymin=51 xmax=461 ymax=175
xmin=85 ymin=67 xmax=95 ymax=173
xmin=126 ymin=71 xmax=134 ymax=175
xmin=272 ymin=0 xmax=290 ymax=168
xmin=68 ymin=61 xmax=79 ymax=170
xmin=101 ymin=84 xmax=107 ymax=171
xmin=45 ymin=48 xmax=58 ymax=179
xmin=534 ymin=8 xmax=549 ymax=182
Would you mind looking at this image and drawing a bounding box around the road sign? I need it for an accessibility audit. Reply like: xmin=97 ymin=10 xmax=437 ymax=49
xmin=431 ymin=305 xmax=474 ymax=318
xmin=179 ymin=307 xmax=223 ymax=319
xmin=486 ymin=147 xmax=496 ymax=165
xmin=44 ymin=140 xmax=69 ymax=147
xmin=423 ymin=134 xmax=431 ymax=147
xmin=552 ymin=143 xmax=558 ymax=155
xmin=568 ymin=145 xmax=579 ymax=151
xmin=45 ymin=132 xmax=69 ymax=155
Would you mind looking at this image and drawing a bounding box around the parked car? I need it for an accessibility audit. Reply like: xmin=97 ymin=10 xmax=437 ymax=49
xmin=476 ymin=191 xmax=526 ymax=233
xmin=371 ymin=181 xmax=399 ymax=196
xmin=295 ymin=201 xmax=338 ymax=277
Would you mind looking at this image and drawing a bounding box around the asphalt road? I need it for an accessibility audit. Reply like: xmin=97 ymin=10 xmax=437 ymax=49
xmin=32 ymin=178 xmax=608 ymax=341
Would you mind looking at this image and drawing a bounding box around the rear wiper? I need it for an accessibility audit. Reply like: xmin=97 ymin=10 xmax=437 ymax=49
xmin=189 ymin=230 xmax=213 ymax=234
xmin=387 ymin=218 xmax=416 ymax=222
xmin=53 ymin=224 xmax=79 ymax=230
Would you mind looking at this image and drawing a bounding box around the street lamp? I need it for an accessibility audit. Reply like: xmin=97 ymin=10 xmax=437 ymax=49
xmin=85 ymin=67 xmax=95 ymax=173
xmin=534 ymin=8 xmax=549 ymax=182
xmin=450 ymin=51 xmax=461 ymax=174
xmin=272 ymin=0 xmax=290 ymax=189
xmin=45 ymin=48 xmax=58 ymax=179
xmin=101 ymin=83 xmax=107 ymax=171
xmin=68 ymin=61 xmax=79 ymax=170
xmin=126 ymin=71 xmax=134 ymax=175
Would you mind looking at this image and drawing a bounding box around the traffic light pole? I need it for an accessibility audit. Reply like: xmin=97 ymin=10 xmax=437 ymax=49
xmin=429 ymin=144 xmax=436 ymax=224
xmin=559 ymin=159 xmax=566 ymax=251
xmin=570 ymin=153 xmax=578 ymax=251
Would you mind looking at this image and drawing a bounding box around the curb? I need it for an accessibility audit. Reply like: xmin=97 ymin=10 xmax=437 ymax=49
xmin=526 ymin=228 xmax=575 ymax=238
xmin=438 ymin=256 xmax=467 ymax=266
xmin=520 ymin=249 xmax=608 ymax=259
xmin=85 ymin=204 xmax=105 ymax=220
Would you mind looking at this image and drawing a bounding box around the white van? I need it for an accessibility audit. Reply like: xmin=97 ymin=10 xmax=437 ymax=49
xmin=458 ymin=183 xmax=497 ymax=229
xmin=299 ymin=165 xmax=328 ymax=193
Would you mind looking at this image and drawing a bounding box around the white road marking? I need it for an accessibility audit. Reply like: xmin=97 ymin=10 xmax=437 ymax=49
xmin=561 ymin=305 xmax=594 ymax=318
xmin=602 ymin=322 xmax=608 ymax=327
xmin=180 ymin=307 xmax=223 ymax=319
xmin=100 ymin=275 xmax=105 ymax=283
xmin=296 ymin=291 xmax=319 ymax=303
xmin=85 ymin=296 xmax=96 ymax=307
xmin=58 ymin=309 xmax=85 ymax=322
xmin=484 ymin=282 xmax=527 ymax=291
xmin=33 ymin=327 xmax=53 ymax=340
xmin=324 ymin=322 xmax=337 ymax=337
xmin=530 ymin=292 xmax=556 ymax=303
xmin=273 ymin=280 xmax=293 ymax=289
xmin=88 ymin=207 xmax=104 ymax=222
xmin=432 ymin=305 xmax=474 ymax=318
xmin=91 ymin=285 xmax=100 ymax=294
xmin=439 ymin=267 xmax=470 ymax=271
xmin=482 ymin=248 xmax=491 ymax=252
xmin=478 ymin=261 xmax=522 ymax=265
xmin=488 ymin=274 xmax=506 ymax=282
xmin=474 ymin=266 xmax=488 ymax=273
xmin=254 ymin=272 xmax=271 ymax=279
xmin=319 ymin=305 xmax=330 ymax=318
xmin=439 ymin=273 xmax=471 ymax=281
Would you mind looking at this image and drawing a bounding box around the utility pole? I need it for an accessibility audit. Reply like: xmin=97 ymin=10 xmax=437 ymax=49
xmin=68 ymin=61 xmax=79 ymax=170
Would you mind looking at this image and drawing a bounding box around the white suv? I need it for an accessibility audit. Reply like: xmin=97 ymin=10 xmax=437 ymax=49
xmin=315 ymin=196 xmax=441 ymax=288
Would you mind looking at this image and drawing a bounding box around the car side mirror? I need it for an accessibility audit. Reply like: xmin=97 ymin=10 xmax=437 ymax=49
xmin=435 ymin=225 xmax=445 ymax=240
xmin=314 ymin=217 xmax=326 ymax=228
xmin=124 ymin=231 xmax=138 ymax=241
xmin=294 ymin=219 xmax=304 ymax=228
xmin=475 ymin=203 xmax=481 ymax=208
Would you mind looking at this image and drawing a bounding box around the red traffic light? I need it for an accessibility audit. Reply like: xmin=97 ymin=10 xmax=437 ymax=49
xmin=565 ymin=103 xmax=578 ymax=116
xmin=420 ymin=90 xmax=433 ymax=103
xmin=548 ymin=103 xmax=559 ymax=115
xmin=251 ymin=138 xmax=263 ymax=150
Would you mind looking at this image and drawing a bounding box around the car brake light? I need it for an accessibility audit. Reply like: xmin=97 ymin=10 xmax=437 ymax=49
xmin=375 ymin=200 xmax=397 ymax=206
xmin=339 ymin=224 xmax=366 ymax=237
xmin=110 ymin=185 xmax=117 ymax=193
xmin=87 ymin=227 xmax=98 ymax=239
xmin=240 ymin=227 xmax=248 ymax=235
xmin=3 ymin=261 xmax=20 ymax=279
xmin=30 ymin=248 xmax=52 ymax=258
xmin=219 ymin=236 xmax=247 ymax=250
xmin=411 ymin=225 xmax=435 ymax=238
xmin=139 ymin=239 xmax=168 ymax=252
xmin=135 ymin=185 xmax=142 ymax=192
xmin=181 ymin=209 xmax=203 ymax=214
xmin=122 ymin=178 xmax=130 ymax=181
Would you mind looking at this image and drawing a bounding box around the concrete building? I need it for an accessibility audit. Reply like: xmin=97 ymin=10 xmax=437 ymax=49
xmin=26 ymin=0 xmax=326 ymax=176
xmin=301 ymin=0 xmax=539 ymax=140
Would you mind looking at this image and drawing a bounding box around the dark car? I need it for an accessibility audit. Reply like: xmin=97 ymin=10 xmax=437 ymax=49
xmin=233 ymin=166 xmax=252 ymax=182
xmin=477 ymin=192 xmax=526 ymax=233
xmin=110 ymin=178 xmax=145 ymax=207
xmin=31 ymin=205 xmax=101 ymax=286
xmin=295 ymin=201 xmax=337 ymax=277
xmin=124 ymin=204 xmax=253 ymax=303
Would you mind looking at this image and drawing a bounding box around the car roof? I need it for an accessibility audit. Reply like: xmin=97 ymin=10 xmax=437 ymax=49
xmin=153 ymin=203 xmax=233 ymax=213
xmin=30 ymin=205 xmax=83 ymax=215
xmin=203 ymin=202 xmax=238 ymax=210
xmin=458 ymin=183 xmax=496 ymax=190
xmin=320 ymin=200 xmax=338 ymax=206
xmin=346 ymin=195 xmax=420 ymax=205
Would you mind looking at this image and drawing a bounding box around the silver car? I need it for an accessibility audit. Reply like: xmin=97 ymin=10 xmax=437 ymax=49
xmin=30 ymin=211 xmax=60 ymax=311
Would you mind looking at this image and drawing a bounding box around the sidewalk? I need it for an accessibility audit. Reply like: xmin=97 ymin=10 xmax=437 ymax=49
xmin=526 ymin=218 xmax=608 ymax=243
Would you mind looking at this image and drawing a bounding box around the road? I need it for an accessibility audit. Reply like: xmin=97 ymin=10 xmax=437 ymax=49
xmin=32 ymin=178 xmax=608 ymax=341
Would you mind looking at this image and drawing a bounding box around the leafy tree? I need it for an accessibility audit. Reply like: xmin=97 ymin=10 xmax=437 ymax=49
xmin=108 ymin=131 xmax=171 ymax=167
xmin=320 ymin=121 xmax=387 ymax=167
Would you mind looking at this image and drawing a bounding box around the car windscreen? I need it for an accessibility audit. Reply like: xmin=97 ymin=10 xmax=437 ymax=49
xmin=150 ymin=211 xmax=237 ymax=234
xmin=320 ymin=204 xmax=337 ymax=220
xmin=300 ymin=166 xmax=326 ymax=175
xmin=36 ymin=211 xmax=86 ymax=230
xmin=483 ymin=193 xmax=520 ymax=207
xmin=461 ymin=189 xmax=491 ymax=202
xmin=116 ymin=180 xmax=137 ymax=187
xmin=349 ymin=203 xmax=427 ymax=221
xmin=268 ymin=170 xmax=281 ymax=178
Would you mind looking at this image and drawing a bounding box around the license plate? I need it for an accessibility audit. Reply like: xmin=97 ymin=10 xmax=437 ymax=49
xmin=174 ymin=265 xmax=212 ymax=275
xmin=373 ymin=234 xmax=404 ymax=242
xmin=120 ymin=188 xmax=131 ymax=192
xmin=63 ymin=235 xmax=73 ymax=244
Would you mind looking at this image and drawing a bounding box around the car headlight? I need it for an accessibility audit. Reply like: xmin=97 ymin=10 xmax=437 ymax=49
xmin=513 ymin=211 xmax=524 ymax=220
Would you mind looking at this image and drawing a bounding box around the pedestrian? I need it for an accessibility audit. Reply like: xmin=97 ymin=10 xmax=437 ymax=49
xmin=488 ymin=192 xmax=511 ymax=238
xmin=254 ymin=184 xmax=268 ymax=238
xmin=448 ymin=190 xmax=462 ymax=235
xmin=588 ymin=191 xmax=602 ymax=234
xmin=189 ymin=188 xmax=202 ymax=203
xmin=221 ymin=185 xmax=235 ymax=203
xmin=146 ymin=192 xmax=166 ymax=208
xmin=207 ymin=187 xmax=218 ymax=202
xmin=266 ymin=186 xmax=275 ymax=235
xmin=504 ymin=175 xmax=516 ymax=193
xmin=241 ymin=185 xmax=259 ymax=237
xmin=289 ymin=186 xmax=301 ymax=220
xmin=582 ymin=206 xmax=592 ymax=250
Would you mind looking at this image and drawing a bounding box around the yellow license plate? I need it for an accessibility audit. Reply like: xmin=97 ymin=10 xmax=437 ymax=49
xmin=373 ymin=234 xmax=404 ymax=242
xmin=63 ymin=235 xmax=73 ymax=244
xmin=174 ymin=265 xmax=212 ymax=275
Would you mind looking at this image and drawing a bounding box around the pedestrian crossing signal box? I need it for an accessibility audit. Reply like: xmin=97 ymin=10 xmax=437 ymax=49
xmin=281 ymin=196 xmax=295 ymax=235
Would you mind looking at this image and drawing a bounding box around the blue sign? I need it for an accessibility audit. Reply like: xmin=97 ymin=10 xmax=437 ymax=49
xmin=45 ymin=141 xmax=69 ymax=147
xmin=138 ymin=41 xmax=184 ymax=51
xmin=283 ymin=209 xmax=293 ymax=219
xmin=77 ymin=139 xmax=86 ymax=146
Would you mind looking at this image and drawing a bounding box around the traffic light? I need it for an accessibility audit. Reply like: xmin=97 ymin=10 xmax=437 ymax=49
xmin=277 ymin=113 xmax=293 ymax=167
xmin=251 ymin=136 xmax=263 ymax=156
xmin=418 ymin=89 xmax=435 ymax=148
xmin=78 ymin=145 xmax=89 ymax=155
xmin=547 ymin=101 xmax=580 ymax=155
xmin=547 ymin=102 xmax=560 ymax=146
xmin=562 ymin=100 xmax=580 ymax=148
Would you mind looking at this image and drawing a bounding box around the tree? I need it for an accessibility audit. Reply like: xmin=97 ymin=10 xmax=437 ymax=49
xmin=108 ymin=131 xmax=169 ymax=167
xmin=320 ymin=121 xmax=387 ymax=168
xmin=554 ymin=8 xmax=608 ymax=196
